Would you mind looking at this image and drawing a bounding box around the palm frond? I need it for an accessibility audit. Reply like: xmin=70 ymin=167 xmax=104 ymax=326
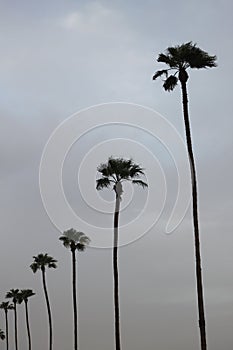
xmin=0 ymin=329 xmax=5 ymax=340
xmin=96 ymin=177 xmax=111 ymax=190
xmin=163 ymin=75 xmax=178 ymax=91
xmin=129 ymin=164 xmax=145 ymax=178
xmin=132 ymin=179 xmax=148 ymax=188
xmin=30 ymin=262 xmax=38 ymax=273
xmin=59 ymin=236 xmax=71 ymax=248
xmin=158 ymin=52 xmax=179 ymax=68
xmin=76 ymin=243 xmax=86 ymax=252
xmin=20 ymin=289 xmax=35 ymax=301
xmin=152 ymin=69 xmax=168 ymax=80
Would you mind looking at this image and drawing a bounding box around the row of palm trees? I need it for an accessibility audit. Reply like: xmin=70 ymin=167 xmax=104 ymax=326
xmin=0 ymin=289 xmax=35 ymax=350
xmin=0 ymin=159 xmax=147 ymax=350
xmin=1 ymin=42 xmax=216 ymax=350
xmin=0 ymin=230 xmax=91 ymax=350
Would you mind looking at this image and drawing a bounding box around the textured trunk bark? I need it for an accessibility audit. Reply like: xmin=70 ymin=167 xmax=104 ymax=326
xmin=180 ymin=77 xmax=207 ymax=350
xmin=113 ymin=193 xmax=121 ymax=350
xmin=14 ymin=302 xmax=18 ymax=350
xmin=5 ymin=310 xmax=9 ymax=350
xmin=72 ymin=248 xmax=78 ymax=350
xmin=24 ymin=301 xmax=32 ymax=350
xmin=42 ymin=268 xmax=53 ymax=350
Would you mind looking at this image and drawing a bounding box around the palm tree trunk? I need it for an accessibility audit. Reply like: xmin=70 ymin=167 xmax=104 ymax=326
xmin=41 ymin=268 xmax=53 ymax=350
xmin=113 ymin=194 xmax=121 ymax=350
xmin=71 ymin=248 xmax=78 ymax=350
xmin=13 ymin=303 xmax=18 ymax=350
xmin=5 ymin=310 xmax=9 ymax=350
xmin=180 ymin=79 xmax=207 ymax=350
xmin=24 ymin=301 xmax=32 ymax=350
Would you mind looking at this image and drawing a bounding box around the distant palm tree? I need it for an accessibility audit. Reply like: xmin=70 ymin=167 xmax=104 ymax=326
xmin=153 ymin=42 xmax=217 ymax=350
xmin=6 ymin=289 xmax=22 ymax=350
xmin=0 ymin=329 xmax=5 ymax=341
xmin=30 ymin=254 xmax=57 ymax=350
xmin=0 ymin=301 xmax=14 ymax=350
xmin=59 ymin=228 xmax=90 ymax=350
xmin=20 ymin=289 xmax=35 ymax=350
xmin=96 ymin=157 xmax=148 ymax=350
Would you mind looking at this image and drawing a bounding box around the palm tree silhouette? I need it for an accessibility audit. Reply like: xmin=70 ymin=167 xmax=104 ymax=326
xmin=0 ymin=329 xmax=5 ymax=341
xmin=96 ymin=157 xmax=148 ymax=350
xmin=0 ymin=301 xmax=14 ymax=350
xmin=30 ymin=254 xmax=57 ymax=350
xmin=20 ymin=289 xmax=35 ymax=350
xmin=59 ymin=229 xmax=90 ymax=350
xmin=6 ymin=289 xmax=22 ymax=350
xmin=153 ymin=42 xmax=217 ymax=350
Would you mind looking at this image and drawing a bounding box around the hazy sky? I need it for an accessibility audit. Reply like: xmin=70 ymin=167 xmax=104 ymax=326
xmin=0 ymin=1 xmax=232 ymax=350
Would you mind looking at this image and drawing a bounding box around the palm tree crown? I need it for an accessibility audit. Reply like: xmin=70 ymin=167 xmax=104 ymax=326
xmin=96 ymin=157 xmax=148 ymax=198
xmin=6 ymin=289 xmax=22 ymax=304
xmin=30 ymin=253 xmax=57 ymax=273
xmin=20 ymin=289 xmax=35 ymax=303
xmin=152 ymin=41 xmax=217 ymax=91
xmin=0 ymin=301 xmax=14 ymax=313
xmin=59 ymin=228 xmax=90 ymax=252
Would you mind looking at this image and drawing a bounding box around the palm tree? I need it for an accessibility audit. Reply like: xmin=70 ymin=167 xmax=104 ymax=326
xmin=6 ymin=289 xmax=22 ymax=350
xmin=30 ymin=254 xmax=57 ymax=350
xmin=152 ymin=42 xmax=217 ymax=350
xmin=0 ymin=301 xmax=14 ymax=350
xmin=59 ymin=229 xmax=90 ymax=350
xmin=0 ymin=329 xmax=5 ymax=341
xmin=19 ymin=290 xmax=35 ymax=350
xmin=96 ymin=157 xmax=148 ymax=350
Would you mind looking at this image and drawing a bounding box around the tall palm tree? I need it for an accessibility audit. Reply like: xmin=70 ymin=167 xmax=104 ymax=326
xmin=19 ymin=290 xmax=35 ymax=350
xmin=59 ymin=229 xmax=90 ymax=350
xmin=152 ymin=42 xmax=217 ymax=350
xmin=5 ymin=289 xmax=22 ymax=350
xmin=0 ymin=301 xmax=14 ymax=350
xmin=30 ymin=254 xmax=57 ymax=350
xmin=0 ymin=329 xmax=5 ymax=341
xmin=96 ymin=157 xmax=148 ymax=350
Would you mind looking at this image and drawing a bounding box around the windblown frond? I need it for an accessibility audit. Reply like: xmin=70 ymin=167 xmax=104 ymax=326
xmin=163 ymin=75 xmax=178 ymax=91
xmin=152 ymin=69 xmax=168 ymax=80
xmin=132 ymin=180 xmax=148 ymax=188
xmin=158 ymin=53 xmax=178 ymax=68
xmin=96 ymin=177 xmax=111 ymax=190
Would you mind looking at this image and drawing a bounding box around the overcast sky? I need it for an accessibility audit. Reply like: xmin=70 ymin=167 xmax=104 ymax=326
xmin=0 ymin=1 xmax=232 ymax=350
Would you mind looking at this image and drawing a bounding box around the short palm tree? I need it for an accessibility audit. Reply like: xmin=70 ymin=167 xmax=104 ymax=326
xmin=59 ymin=228 xmax=90 ymax=350
xmin=30 ymin=254 xmax=57 ymax=350
xmin=0 ymin=301 xmax=14 ymax=350
xmin=0 ymin=329 xmax=5 ymax=341
xmin=96 ymin=157 xmax=148 ymax=350
xmin=153 ymin=42 xmax=217 ymax=350
xmin=20 ymin=289 xmax=35 ymax=350
xmin=5 ymin=289 xmax=22 ymax=350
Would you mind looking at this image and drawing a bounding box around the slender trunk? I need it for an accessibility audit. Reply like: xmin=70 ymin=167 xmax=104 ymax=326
xmin=180 ymin=79 xmax=207 ymax=350
xmin=13 ymin=302 xmax=18 ymax=350
xmin=41 ymin=268 xmax=53 ymax=350
xmin=72 ymin=248 xmax=78 ymax=350
xmin=113 ymin=194 xmax=121 ymax=350
xmin=5 ymin=310 xmax=9 ymax=350
xmin=24 ymin=301 xmax=32 ymax=350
